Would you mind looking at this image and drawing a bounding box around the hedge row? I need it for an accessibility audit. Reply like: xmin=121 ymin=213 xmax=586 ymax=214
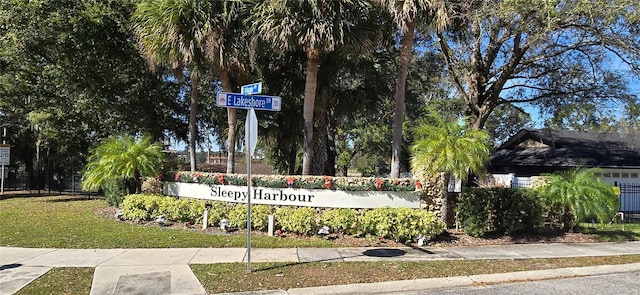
xmin=121 ymin=194 xmax=445 ymax=243
xmin=456 ymin=188 xmax=562 ymax=237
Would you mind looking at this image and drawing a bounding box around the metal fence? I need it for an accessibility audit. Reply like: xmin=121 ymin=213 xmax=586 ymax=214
xmin=2 ymin=172 xmax=85 ymax=194
xmin=619 ymin=183 xmax=640 ymax=214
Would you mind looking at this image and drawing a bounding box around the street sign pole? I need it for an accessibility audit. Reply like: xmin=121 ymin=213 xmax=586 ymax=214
xmin=246 ymin=116 xmax=252 ymax=274
xmin=217 ymin=84 xmax=279 ymax=274
xmin=1 ymin=127 xmax=7 ymax=195
xmin=241 ymin=84 xmax=261 ymax=274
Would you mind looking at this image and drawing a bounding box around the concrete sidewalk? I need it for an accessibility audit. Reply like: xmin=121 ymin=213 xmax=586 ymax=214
xmin=1 ymin=241 xmax=640 ymax=294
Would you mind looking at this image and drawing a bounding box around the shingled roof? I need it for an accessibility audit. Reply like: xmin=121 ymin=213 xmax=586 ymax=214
xmin=490 ymin=128 xmax=640 ymax=169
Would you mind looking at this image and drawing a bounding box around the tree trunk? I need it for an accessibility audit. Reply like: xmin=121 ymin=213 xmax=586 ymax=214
xmin=188 ymin=74 xmax=199 ymax=172
xmin=390 ymin=21 xmax=415 ymax=178
xmin=325 ymin=125 xmax=336 ymax=176
xmin=311 ymin=88 xmax=329 ymax=175
xmin=220 ymin=69 xmax=236 ymax=174
xmin=302 ymin=49 xmax=320 ymax=175
xmin=441 ymin=173 xmax=450 ymax=227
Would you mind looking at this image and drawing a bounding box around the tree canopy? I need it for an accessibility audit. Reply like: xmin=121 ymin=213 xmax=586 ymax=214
xmin=2 ymin=0 xmax=638 ymax=181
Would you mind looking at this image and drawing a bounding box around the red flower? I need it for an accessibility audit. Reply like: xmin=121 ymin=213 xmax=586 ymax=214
xmin=287 ymin=176 xmax=295 ymax=187
xmin=174 ymin=173 xmax=180 ymax=182
xmin=158 ymin=173 xmax=164 ymax=181
xmin=375 ymin=178 xmax=384 ymax=190
xmin=194 ymin=172 xmax=201 ymax=178
xmin=324 ymin=176 xmax=333 ymax=189
xmin=415 ymin=180 xmax=422 ymax=190
xmin=217 ymin=174 xmax=225 ymax=184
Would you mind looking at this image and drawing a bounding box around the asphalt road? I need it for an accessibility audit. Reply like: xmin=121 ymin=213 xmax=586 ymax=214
xmin=400 ymin=271 xmax=640 ymax=295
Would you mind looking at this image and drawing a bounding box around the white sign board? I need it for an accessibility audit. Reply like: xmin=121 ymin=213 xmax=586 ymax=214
xmin=164 ymin=182 xmax=421 ymax=209
xmin=0 ymin=146 xmax=9 ymax=165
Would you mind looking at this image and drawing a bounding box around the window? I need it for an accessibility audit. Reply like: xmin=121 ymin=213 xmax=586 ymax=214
xmin=631 ymin=173 xmax=639 ymax=178
xmin=622 ymin=173 xmax=630 ymax=178
xmin=612 ymin=172 xmax=620 ymax=178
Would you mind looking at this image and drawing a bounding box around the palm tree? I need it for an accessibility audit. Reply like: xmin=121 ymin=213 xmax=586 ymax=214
xmin=82 ymin=134 xmax=164 ymax=195
xmin=203 ymin=1 xmax=250 ymax=174
xmin=410 ymin=112 xmax=491 ymax=225
xmin=539 ymin=168 xmax=619 ymax=232
xmin=377 ymin=0 xmax=450 ymax=178
xmin=132 ymin=0 xmax=214 ymax=172
xmin=250 ymin=0 xmax=374 ymax=175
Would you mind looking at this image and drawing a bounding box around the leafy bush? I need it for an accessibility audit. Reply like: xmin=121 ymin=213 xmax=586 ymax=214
xmin=103 ymin=177 xmax=127 ymax=206
xmin=122 ymin=194 xmax=203 ymax=223
xmin=390 ymin=208 xmax=445 ymax=242
xmin=456 ymin=188 xmax=544 ymax=237
xmin=321 ymin=208 xmax=360 ymax=235
xmin=228 ymin=204 xmax=248 ymax=229
xmin=275 ymin=207 xmax=318 ymax=235
xmin=121 ymin=194 xmax=156 ymax=221
xmin=157 ymin=197 xmax=191 ymax=222
xmin=360 ymin=207 xmax=445 ymax=242
xmin=206 ymin=201 xmax=232 ymax=228
xmin=250 ymin=205 xmax=272 ymax=231
xmin=360 ymin=208 xmax=394 ymax=237
xmin=225 ymin=204 xmax=271 ymax=230
xmin=536 ymin=168 xmax=618 ymax=231
xmin=188 ymin=201 xmax=206 ymax=223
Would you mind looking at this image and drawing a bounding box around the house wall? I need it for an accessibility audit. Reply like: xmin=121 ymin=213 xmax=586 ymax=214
xmin=597 ymin=168 xmax=640 ymax=185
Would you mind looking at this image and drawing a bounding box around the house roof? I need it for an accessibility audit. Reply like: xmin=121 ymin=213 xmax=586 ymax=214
xmin=490 ymin=128 xmax=640 ymax=168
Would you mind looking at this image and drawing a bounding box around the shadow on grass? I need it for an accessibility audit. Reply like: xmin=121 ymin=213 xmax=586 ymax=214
xmin=578 ymin=226 xmax=640 ymax=242
xmin=44 ymin=195 xmax=101 ymax=203
xmin=0 ymin=191 xmax=100 ymax=202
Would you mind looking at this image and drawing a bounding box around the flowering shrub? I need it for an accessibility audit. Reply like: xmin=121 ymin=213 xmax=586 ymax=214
xmin=119 ymin=194 xmax=445 ymax=243
xmin=360 ymin=207 xmax=445 ymax=242
xmin=163 ymin=171 xmax=420 ymax=192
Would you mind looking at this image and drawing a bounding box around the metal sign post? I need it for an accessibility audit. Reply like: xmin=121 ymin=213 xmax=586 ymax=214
xmin=245 ymin=108 xmax=257 ymax=274
xmin=217 ymin=82 xmax=278 ymax=274
xmin=0 ymin=127 xmax=9 ymax=195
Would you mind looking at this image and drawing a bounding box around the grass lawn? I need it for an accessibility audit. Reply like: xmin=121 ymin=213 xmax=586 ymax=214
xmin=15 ymin=268 xmax=93 ymax=295
xmin=2 ymin=194 xmax=640 ymax=248
xmin=0 ymin=195 xmax=332 ymax=248
xmin=15 ymin=255 xmax=640 ymax=294
xmin=4 ymin=194 xmax=640 ymax=294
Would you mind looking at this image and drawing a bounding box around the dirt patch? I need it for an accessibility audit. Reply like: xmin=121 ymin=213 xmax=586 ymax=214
xmin=95 ymin=206 xmax=601 ymax=247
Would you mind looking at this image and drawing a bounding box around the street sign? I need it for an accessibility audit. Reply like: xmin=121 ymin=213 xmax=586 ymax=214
xmin=0 ymin=145 xmax=9 ymax=166
xmin=241 ymin=82 xmax=262 ymax=95
xmin=216 ymin=92 xmax=281 ymax=111
xmin=245 ymin=108 xmax=258 ymax=157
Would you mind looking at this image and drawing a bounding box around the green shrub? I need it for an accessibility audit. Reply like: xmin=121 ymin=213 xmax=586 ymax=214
xmin=157 ymin=197 xmax=191 ymax=222
xmin=275 ymin=207 xmax=318 ymax=235
xmin=103 ymin=178 xmax=127 ymax=207
xmin=360 ymin=208 xmax=445 ymax=242
xmin=456 ymin=188 xmax=545 ymax=237
xmin=321 ymin=208 xmax=360 ymax=235
xmin=206 ymin=201 xmax=232 ymax=228
xmin=228 ymin=204 xmax=248 ymax=229
xmin=122 ymin=194 xmax=203 ymax=223
xmin=391 ymin=208 xmax=445 ymax=242
xmin=360 ymin=207 xmax=394 ymax=237
xmin=121 ymin=194 xmax=156 ymax=221
xmin=250 ymin=205 xmax=272 ymax=231
xmin=187 ymin=201 xmax=206 ymax=224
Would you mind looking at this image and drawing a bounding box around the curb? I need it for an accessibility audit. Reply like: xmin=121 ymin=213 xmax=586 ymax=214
xmin=214 ymin=263 xmax=640 ymax=295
